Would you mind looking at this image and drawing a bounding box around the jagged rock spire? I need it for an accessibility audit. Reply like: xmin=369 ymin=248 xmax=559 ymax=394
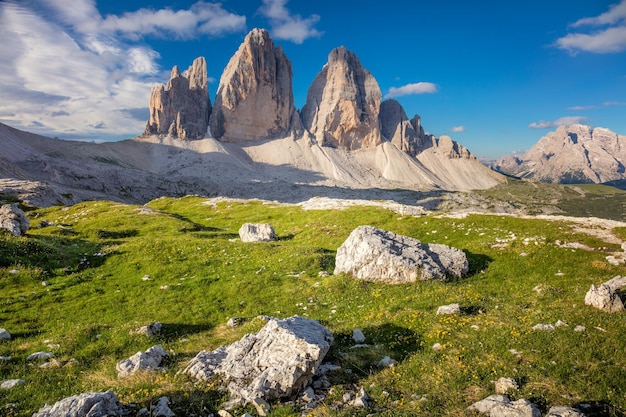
xmin=144 ymin=57 xmax=211 ymax=140
xmin=210 ymin=28 xmax=301 ymax=142
xmin=301 ymin=46 xmax=383 ymax=150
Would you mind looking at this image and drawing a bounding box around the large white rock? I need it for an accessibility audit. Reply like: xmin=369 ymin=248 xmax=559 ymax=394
xmin=239 ymin=223 xmax=277 ymax=242
xmin=1 ymin=379 xmax=25 ymax=389
xmin=467 ymin=395 xmax=541 ymax=417
xmin=184 ymin=316 xmax=333 ymax=403
xmin=116 ymin=345 xmax=169 ymax=377
xmin=32 ymin=391 xmax=125 ymax=417
xmin=0 ymin=203 xmax=29 ymax=236
xmin=334 ymin=226 xmax=468 ymax=283
xmin=584 ymin=275 xmax=626 ymax=313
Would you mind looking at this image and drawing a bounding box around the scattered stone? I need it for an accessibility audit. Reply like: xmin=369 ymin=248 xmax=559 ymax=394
xmin=27 ymin=352 xmax=54 ymax=361
xmin=555 ymin=320 xmax=568 ymax=327
xmin=227 ymin=317 xmax=244 ymax=328
xmin=0 ymin=203 xmax=30 ymax=236
xmin=334 ymin=225 xmax=468 ymax=283
xmin=432 ymin=343 xmax=443 ymax=351
xmin=152 ymin=396 xmax=175 ymax=417
xmin=317 ymin=363 xmax=341 ymax=375
xmin=468 ymin=395 xmax=541 ymax=417
xmin=32 ymin=391 xmax=125 ymax=417
xmin=238 ymin=223 xmax=278 ymax=242
xmin=252 ymin=397 xmax=271 ymax=416
xmin=436 ymin=303 xmax=461 ymax=315
xmin=467 ymin=394 xmax=510 ymax=414
xmin=9 ymin=269 xmax=19 ymax=274
xmin=130 ymin=322 xmax=162 ymax=337
xmin=545 ymin=406 xmax=586 ymax=417
xmin=301 ymin=386 xmax=316 ymax=402
xmin=217 ymin=410 xmax=233 ymax=417
xmin=116 ymin=345 xmax=169 ymax=377
xmin=184 ymin=316 xmax=333 ymax=403
xmin=0 ymin=356 xmax=10 ymax=361
xmin=378 ymin=356 xmax=397 ymax=367
xmin=495 ymin=377 xmax=519 ymax=394
xmin=1 ymin=379 xmax=25 ymax=389
xmin=532 ymin=324 xmax=555 ymax=331
xmin=141 ymin=274 xmax=152 ymax=281
xmin=584 ymin=276 xmax=626 ymax=313
xmin=0 ymin=328 xmax=10 ymax=341
xmin=352 ymin=387 xmax=369 ymax=408
xmin=574 ymin=325 xmax=586 ymax=332
xmin=352 ymin=328 xmax=366 ymax=343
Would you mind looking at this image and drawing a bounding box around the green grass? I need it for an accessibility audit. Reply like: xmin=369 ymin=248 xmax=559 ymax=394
xmin=1 ymin=196 xmax=625 ymax=417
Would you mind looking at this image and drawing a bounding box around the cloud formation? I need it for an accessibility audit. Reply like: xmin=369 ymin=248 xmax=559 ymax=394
xmin=556 ymin=0 xmax=626 ymax=53
xmin=450 ymin=126 xmax=465 ymax=133
xmin=384 ymin=82 xmax=438 ymax=99
xmin=0 ymin=0 xmax=246 ymax=139
xmin=259 ymin=0 xmax=322 ymax=44
xmin=528 ymin=116 xmax=588 ymax=129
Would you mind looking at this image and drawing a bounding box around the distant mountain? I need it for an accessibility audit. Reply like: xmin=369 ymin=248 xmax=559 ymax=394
xmin=494 ymin=124 xmax=626 ymax=184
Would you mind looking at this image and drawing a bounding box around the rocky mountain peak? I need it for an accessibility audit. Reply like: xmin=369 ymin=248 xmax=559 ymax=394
xmin=495 ymin=124 xmax=626 ymax=183
xmin=301 ymin=46 xmax=383 ymax=150
xmin=210 ymin=28 xmax=300 ymax=142
xmin=144 ymin=57 xmax=210 ymax=140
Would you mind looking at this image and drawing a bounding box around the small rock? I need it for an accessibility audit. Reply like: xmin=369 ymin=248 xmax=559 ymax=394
xmin=495 ymin=377 xmax=519 ymax=394
xmin=352 ymin=387 xmax=369 ymax=408
xmin=343 ymin=392 xmax=355 ymax=403
xmin=116 ymin=345 xmax=169 ymax=377
xmin=436 ymin=303 xmax=461 ymax=315
xmin=0 ymin=356 xmax=11 ymax=361
xmin=555 ymin=320 xmax=568 ymax=327
xmin=238 ymin=223 xmax=277 ymax=242
xmin=317 ymin=363 xmax=341 ymax=374
xmin=377 ymin=356 xmax=397 ymax=367
xmin=152 ymin=396 xmax=175 ymax=417
xmin=131 ymin=322 xmax=162 ymax=337
xmin=31 ymin=391 xmax=125 ymax=417
xmin=352 ymin=328 xmax=366 ymax=343
xmin=217 ymin=410 xmax=233 ymax=417
xmin=574 ymin=325 xmax=586 ymax=332
xmin=0 ymin=328 xmax=11 ymax=341
xmin=27 ymin=351 xmax=54 ymax=361
xmin=141 ymin=275 xmax=152 ymax=281
xmin=432 ymin=343 xmax=443 ymax=351
xmin=0 ymin=203 xmax=30 ymax=236
xmin=301 ymin=386 xmax=316 ymax=402
xmin=545 ymin=406 xmax=586 ymax=417
xmin=584 ymin=276 xmax=626 ymax=313
xmin=227 ymin=317 xmax=244 ymax=328
xmin=9 ymin=269 xmax=19 ymax=274
xmin=1 ymin=379 xmax=25 ymax=390
xmin=532 ymin=323 xmax=555 ymax=331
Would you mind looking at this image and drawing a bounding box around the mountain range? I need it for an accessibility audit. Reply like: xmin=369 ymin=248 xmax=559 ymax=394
xmin=495 ymin=124 xmax=626 ymax=185
xmin=0 ymin=28 xmax=503 ymax=207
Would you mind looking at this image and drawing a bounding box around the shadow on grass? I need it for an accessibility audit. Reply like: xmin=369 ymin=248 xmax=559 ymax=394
xmin=323 ymin=323 xmax=422 ymax=384
xmin=573 ymin=401 xmax=626 ymax=417
xmin=157 ymin=323 xmax=214 ymax=343
xmin=463 ymin=250 xmax=493 ymax=278
xmin=166 ymin=213 xmax=223 ymax=233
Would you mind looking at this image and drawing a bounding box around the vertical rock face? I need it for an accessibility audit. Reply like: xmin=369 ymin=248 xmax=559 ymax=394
xmin=144 ymin=57 xmax=210 ymax=140
xmin=380 ymin=99 xmax=433 ymax=156
xmin=301 ymin=47 xmax=383 ymax=150
xmin=210 ymin=28 xmax=299 ymax=142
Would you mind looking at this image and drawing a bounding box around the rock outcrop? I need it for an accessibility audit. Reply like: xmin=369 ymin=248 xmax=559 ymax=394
xmin=32 ymin=391 xmax=126 ymax=417
xmin=379 ymin=100 xmax=429 ymax=156
xmin=301 ymin=46 xmax=383 ymax=150
xmin=239 ymin=223 xmax=278 ymax=242
xmin=584 ymin=275 xmax=626 ymax=313
xmin=334 ymin=226 xmax=468 ymax=283
xmin=495 ymin=124 xmax=626 ymax=183
xmin=184 ymin=316 xmax=333 ymax=403
xmin=210 ymin=28 xmax=300 ymax=142
xmin=467 ymin=395 xmax=541 ymax=417
xmin=116 ymin=345 xmax=169 ymax=377
xmin=0 ymin=203 xmax=29 ymax=236
xmin=144 ymin=57 xmax=210 ymax=139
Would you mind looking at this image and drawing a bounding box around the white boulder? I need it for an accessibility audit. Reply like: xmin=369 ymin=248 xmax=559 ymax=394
xmin=32 ymin=391 xmax=125 ymax=417
xmin=238 ymin=223 xmax=278 ymax=242
xmin=0 ymin=203 xmax=29 ymax=236
xmin=116 ymin=345 xmax=169 ymax=377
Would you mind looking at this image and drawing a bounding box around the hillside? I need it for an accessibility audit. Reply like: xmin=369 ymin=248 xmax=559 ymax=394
xmin=1 ymin=197 xmax=625 ymax=416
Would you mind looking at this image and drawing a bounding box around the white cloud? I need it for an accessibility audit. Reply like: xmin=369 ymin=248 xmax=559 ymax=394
xmin=604 ymin=101 xmax=626 ymax=106
xmin=450 ymin=126 xmax=465 ymax=133
xmin=0 ymin=0 xmax=245 ymax=139
xmin=557 ymin=0 xmax=626 ymax=53
xmin=568 ymin=105 xmax=598 ymax=110
xmin=384 ymin=82 xmax=438 ymax=99
xmin=528 ymin=116 xmax=588 ymax=129
xmin=259 ymin=0 xmax=322 ymax=44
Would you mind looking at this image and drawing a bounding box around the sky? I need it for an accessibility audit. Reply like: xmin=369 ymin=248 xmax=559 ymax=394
xmin=1 ymin=0 xmax=625 ymax=159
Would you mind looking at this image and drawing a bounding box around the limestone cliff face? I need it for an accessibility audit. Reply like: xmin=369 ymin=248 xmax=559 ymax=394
xmin=210 ymin=28 xmax=300 ymax=142
xmin=495 ymin=124 xmax=626 ymax=183
xmin=380 ymin=99 xmax=432 ymax=156
xmin=144 ymin=57 xmax=210 ymax=139
xmin=301 ymin=47 xmax=382 ymax=150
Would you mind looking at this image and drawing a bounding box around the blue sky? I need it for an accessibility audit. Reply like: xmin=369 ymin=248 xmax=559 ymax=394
xmin=1 ymin=0 xmax=625 ymax=159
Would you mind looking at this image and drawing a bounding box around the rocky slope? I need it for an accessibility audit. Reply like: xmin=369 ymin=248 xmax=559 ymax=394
xmin=210 ymin=28 xmax=300 ymax=142
xmin=495 ymin=124 xmax=626 ymax=183
xmin=144 ymin=57 xmax=210 ymax=139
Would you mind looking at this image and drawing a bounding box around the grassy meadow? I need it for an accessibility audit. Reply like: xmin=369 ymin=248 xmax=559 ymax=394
xmin=1 ymin=195 xmax=625 ymax=416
